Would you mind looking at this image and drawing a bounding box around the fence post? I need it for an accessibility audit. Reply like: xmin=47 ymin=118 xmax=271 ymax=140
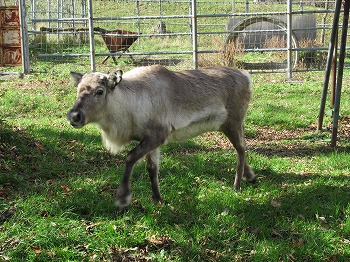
xmin=286 ymin=0 xmax=292 ymax=79
xmin=331 ymin=0 xmax=350 ymax=147
xmin=87 ymin=0 xmax=95 ymax=72
xmin=20 ymin=0 xmax=30 ymax=74
xmin=191 ymin=0 xmax=198 ymax=69
xmin=318 ymin=0 xmax=343 ymax=131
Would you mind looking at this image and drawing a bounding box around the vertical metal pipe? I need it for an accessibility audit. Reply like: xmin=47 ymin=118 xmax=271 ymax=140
xmin=189 ymin=0 xmax=192 ymax=41
xmin=31 ymin=0 xmax=35 ymax=31
xmin=159 ymin=0 xmax=163 ymax=25
xmin=87 ymin=0 xmax=95 ymax=72
xmin=48 ymin=0 xmax=51 ymax=28
xmin=72 ymin=0 xmax=75 ymax=28
xmin=136 ymin=0 xmax=141 ymax=44
xmin=20 ymin=0 xmax=30 ymax=74
xmin=286 ymin=0 xmax=292 ymax=79
xmin=82 ymin=0 xmax=87 ymax=27
xmin=191 ymin=0 xmax=198 ymax=69
xmin=317 ymin=0 xmax=342 ymax=131
xmin=331 ymin=0 xmax=350 ymax=147
xmin=331 ymin=33 xmax=338 ymax=108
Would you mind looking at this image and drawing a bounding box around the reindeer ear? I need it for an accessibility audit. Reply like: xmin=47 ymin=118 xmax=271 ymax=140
xmin=107 ymin=69 xmax=123 ymax=90
xmin=70 ymin=72 xmax=83 ymax=86
xmin=115 ymin=69 xmax=123 ymax=84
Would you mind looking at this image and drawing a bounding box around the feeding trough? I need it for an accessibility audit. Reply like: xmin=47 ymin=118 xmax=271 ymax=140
xmin=226 ymin=14 xmax=316 ymax=69
xmin=94 ymin=27 xmax=139 ymax=64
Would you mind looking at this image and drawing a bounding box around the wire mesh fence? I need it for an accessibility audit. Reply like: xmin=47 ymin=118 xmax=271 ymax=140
xmin=2 ymin=0 xmax=350 ymax=74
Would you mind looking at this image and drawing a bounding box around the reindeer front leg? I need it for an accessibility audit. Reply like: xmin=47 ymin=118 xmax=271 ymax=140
xmin=116 ymin=132 xmax=166 ymax=208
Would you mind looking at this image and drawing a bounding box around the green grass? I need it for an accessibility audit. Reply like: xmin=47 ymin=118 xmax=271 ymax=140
xmin=1 ymin=68 xmax=350 ymax=261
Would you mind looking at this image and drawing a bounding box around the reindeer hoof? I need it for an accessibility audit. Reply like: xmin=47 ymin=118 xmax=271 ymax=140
xmin=247 ymin=177 xmax=257 ymax=184
xmin=233 ymin=183 xmax=241 ymax=191
xmin=152 ymin=197 xmax=163 ymax=206
xmin=115 ymin=187 xmax=132 ymax=208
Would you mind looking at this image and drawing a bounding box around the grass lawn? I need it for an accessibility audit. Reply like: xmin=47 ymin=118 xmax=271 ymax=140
xmin=1 ymin=67 xmax=350 ymax=261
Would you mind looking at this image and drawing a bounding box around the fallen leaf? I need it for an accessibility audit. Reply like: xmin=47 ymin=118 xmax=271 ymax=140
xmin=34 ymin=141 xmax=45 ymax=150
xmin=148 ymin=234 xmax=174 ymax=247
xmin=30 ymin=245 xmax=42 ymax=254
xmin=85 ymin=222 xmax=101 ymax=233
xmin=47 ymin=251 xmax=56 ymax=258
xmin=290 ymin=238 xmax=304 ymax=247
xmin=270 ymin=200 xmax=282 ymax=208
xmin=99 ymin=185 xmax=112 ymax=194
xmin=247 ymin=227 xmax=260 ymax=234
xmin=340 ymin=238 xmax=350 ymax=244
xmin=61 ymin=185 xmax=71 ymax=194
xmin=41 ymin=210 xmax=50 ymax=217
xmin=0 ymin=189 xmax=10 ymax=199
xmin=47 ymin=179 xmax=57 ymax=185
xmin=316 ymin=214 xmax=328 ymax=224
xmin=271 ymin=229 xmax=284 ymax=238
xmin=76 ymin=244 xmax=89 ymax=252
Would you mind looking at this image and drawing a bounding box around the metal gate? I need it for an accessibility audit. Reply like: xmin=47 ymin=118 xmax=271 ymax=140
xmin=6 ymin=0 xmax=350 ymax=76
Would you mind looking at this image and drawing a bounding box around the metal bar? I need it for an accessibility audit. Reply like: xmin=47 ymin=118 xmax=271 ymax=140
xmin=20 ymin=0 xmax=30 ymax=74
xmin=287 ymin=0 xmax=292 ymax=79
xmin=331 ymin=31 xmax=338 ymax=108
xmin=31 ymin=0 xmax=35 ymax=31
xmin=317 ymin=0 xmax=343 ymax=131
xmin=331 ymin=0 xmax=350 ymax=147
xmin=136 ymin=0 xmax=141 ymax=44
xmin=72 ymin=0 xmax=75 ymax=28
xmin=31 ymin=18 xmax=89 ymax=22
xmin=191 ymin=0 xmax=198 ymax=69
xmin=38 ymin=50 xmax=193 ymax=58
xmin=87 ymin=0 xmax=95 ymax=72
xmin=31 ymin=8 xmax=334 ymax=23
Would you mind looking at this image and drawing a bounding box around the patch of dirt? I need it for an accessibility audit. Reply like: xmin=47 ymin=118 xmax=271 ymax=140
xmin=197 ymin=120 xmax=350 ymax=158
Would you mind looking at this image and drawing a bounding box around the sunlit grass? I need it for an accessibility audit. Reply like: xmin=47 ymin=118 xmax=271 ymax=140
xmin=1 ymin=66 xmax=350 ymax=261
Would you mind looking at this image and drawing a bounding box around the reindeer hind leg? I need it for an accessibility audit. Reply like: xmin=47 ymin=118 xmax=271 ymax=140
xmin=222 ymin=122 xmax=256 ymax=190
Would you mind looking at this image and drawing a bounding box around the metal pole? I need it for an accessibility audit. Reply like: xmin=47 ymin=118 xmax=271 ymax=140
xmin=331 ymin=0 xmax=350 ymax=147
xmin=136 ymin=0 xmax=141 ymax=44
xmin=331 ymin=33 xmax=338 ymax=108
xmin=72 ymin=0 xmax=75 ymax=28
xmin=317 ymin=0 xmax=342 ymax=131
xmin=31 ymin=0 xmax=35 ymax=31
xmin=87 ymin=0 xmax=95 ymax=72
xmin=191 ymin=0 xmax=198 ymax=69
xmin=19 ymin=0 xmax=30 ymax=74
xmin=48 ymin=0 xmax=51 ymax=28
xmin=286 ymin=0 xmax=292 ymax=79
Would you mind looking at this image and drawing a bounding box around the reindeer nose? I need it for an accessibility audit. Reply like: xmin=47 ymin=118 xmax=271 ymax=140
xmin=67 ymin=109 xmax=85 ymax=128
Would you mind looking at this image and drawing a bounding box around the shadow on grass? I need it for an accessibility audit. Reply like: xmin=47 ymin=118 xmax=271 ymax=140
xmin=2 ymin=122 xmax=350 ymax=260
xmin=0 ymin=121 xmax=125 ymax=217
xmin=151 ymin=164 xmax=350 ymax=260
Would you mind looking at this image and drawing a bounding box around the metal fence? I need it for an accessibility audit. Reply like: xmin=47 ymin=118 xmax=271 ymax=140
xmin=3 ymin=0 xmax=350 ymax=75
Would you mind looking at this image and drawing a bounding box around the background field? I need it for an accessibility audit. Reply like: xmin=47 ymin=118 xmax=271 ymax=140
xmin=1 ymin=67 xmax=350 ymax=261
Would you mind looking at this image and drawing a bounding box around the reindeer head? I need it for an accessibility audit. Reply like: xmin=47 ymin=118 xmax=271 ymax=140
xmin=67 ymin=70 xmax=123 ymax=128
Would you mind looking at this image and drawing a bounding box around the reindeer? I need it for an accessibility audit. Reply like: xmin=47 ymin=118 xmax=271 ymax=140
xmin=67 ymin=65 xmax=256 ymax=208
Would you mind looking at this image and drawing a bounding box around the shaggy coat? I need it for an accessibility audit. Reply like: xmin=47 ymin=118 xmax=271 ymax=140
xmin=67 ymin=65 xmax=255 ymax=208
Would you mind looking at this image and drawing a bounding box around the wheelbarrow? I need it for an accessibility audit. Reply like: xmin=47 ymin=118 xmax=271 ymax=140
xmin=94 ymin=27 xmax=139 ymax=64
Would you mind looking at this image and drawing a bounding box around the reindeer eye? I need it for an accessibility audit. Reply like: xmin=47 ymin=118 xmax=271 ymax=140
xmin=95 ymin=88 xmax=104 ymax=96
